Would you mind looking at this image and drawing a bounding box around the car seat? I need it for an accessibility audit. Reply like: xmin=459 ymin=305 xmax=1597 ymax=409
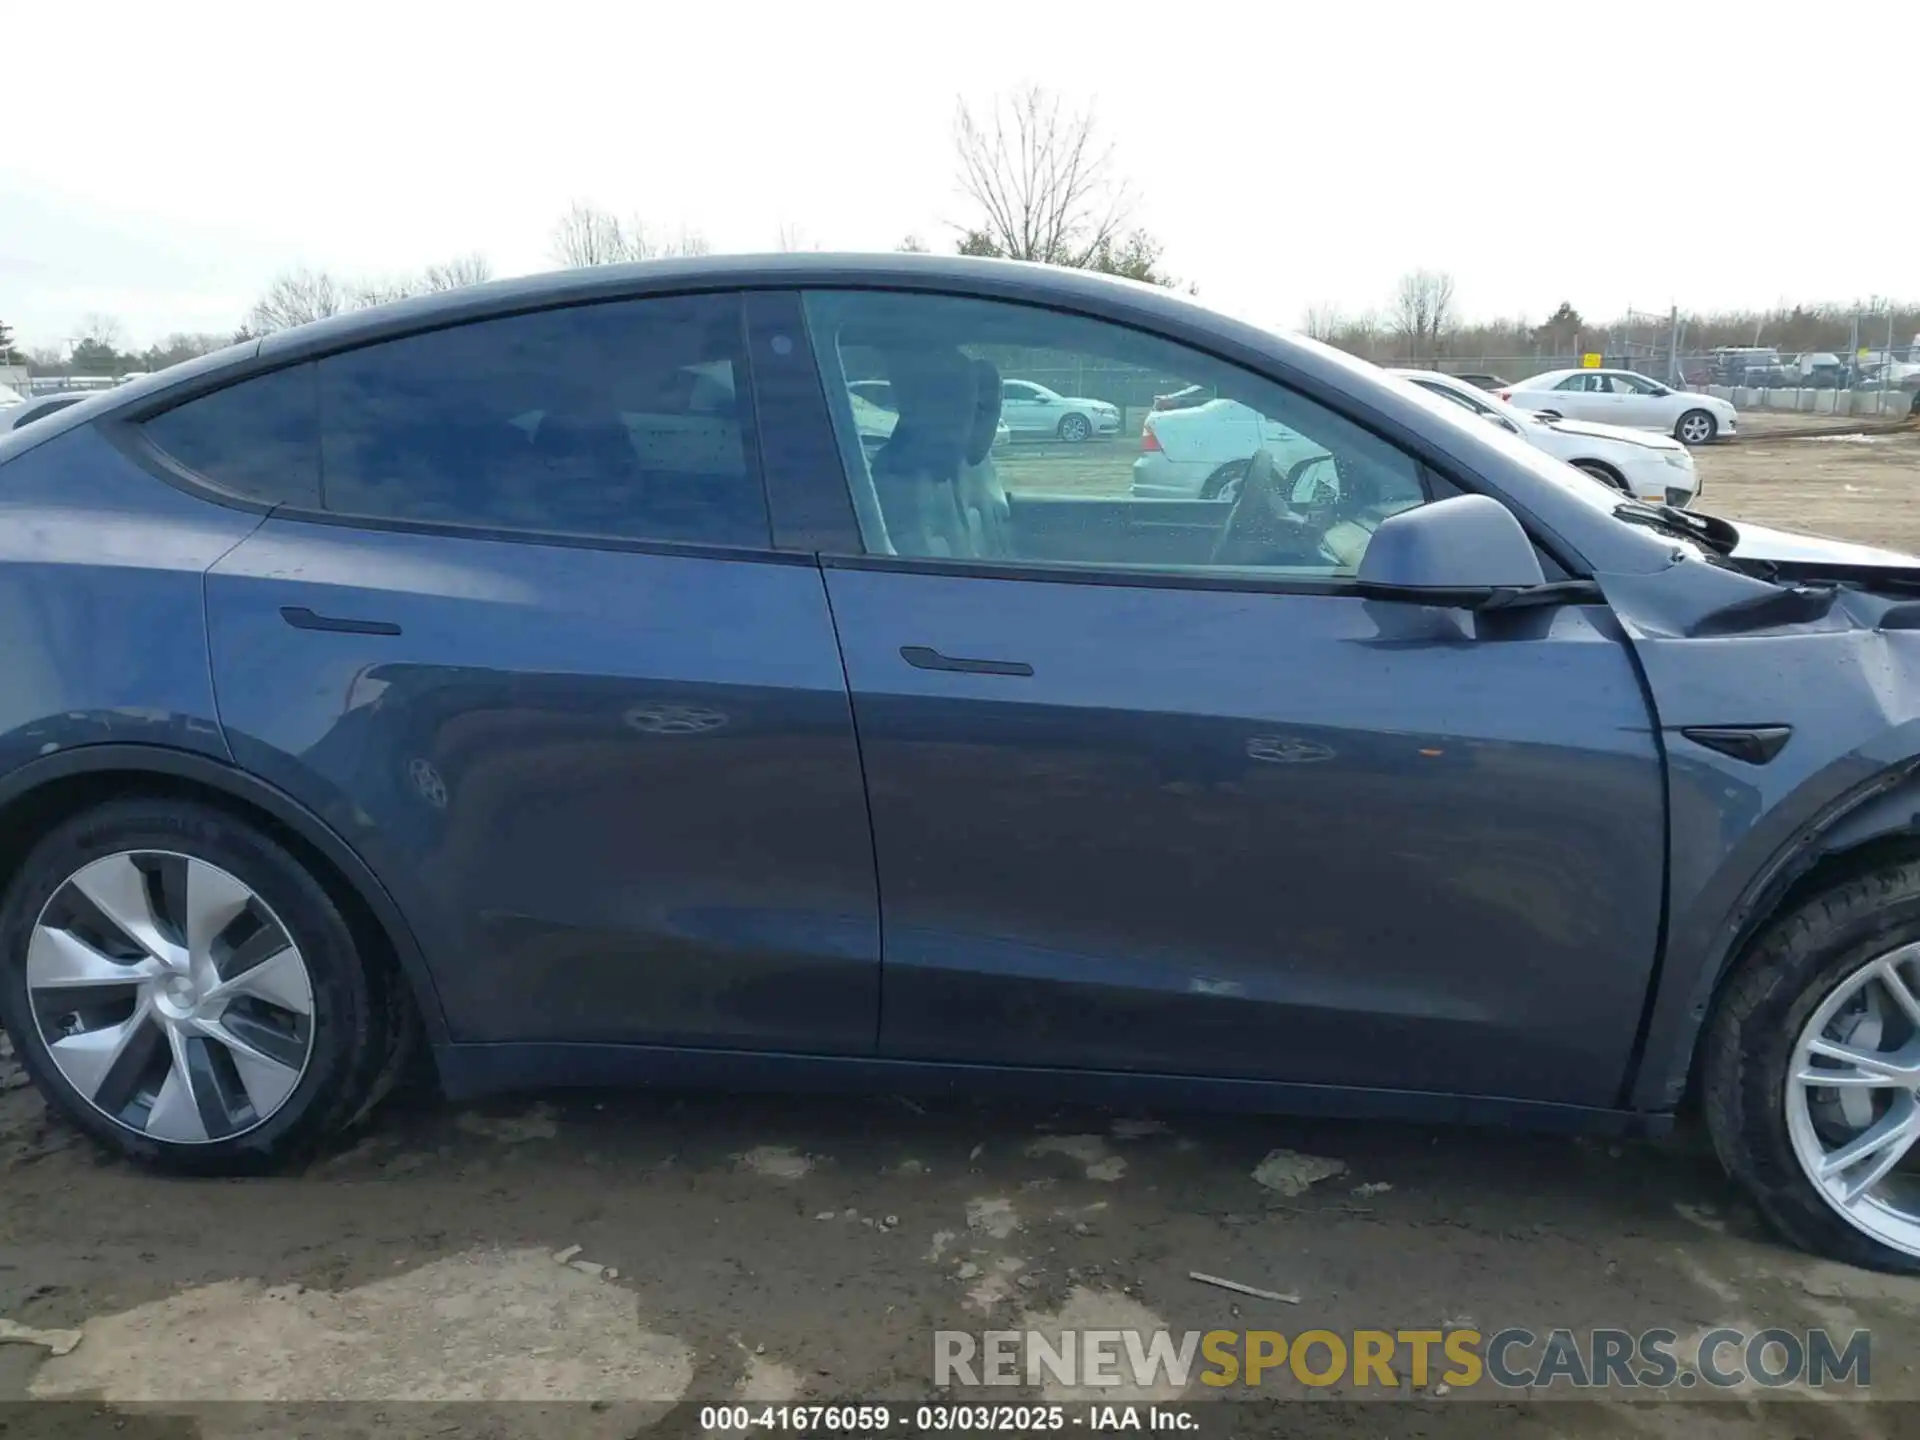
xmin=523 ymin=409 xmax=643 ymax=534
xmin=869 ymin=347 xmax=974 ymax=557
xmin=957 ymin=357 xmax=1013 ymax=558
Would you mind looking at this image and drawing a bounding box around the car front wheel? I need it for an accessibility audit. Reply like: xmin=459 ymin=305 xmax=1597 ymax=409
xmin=1571 ymin=460 xmax=1632 ymax=495
xmin=1676 ymin=409 xmax=1718 ymax=445
xmin=0 ymin=798 xmax=406 ymax=1174
xmin=1056 ymin=413 xmax=1092 ymax=443
xmin=1705 ymin=857 xmax=1920 ymax=1272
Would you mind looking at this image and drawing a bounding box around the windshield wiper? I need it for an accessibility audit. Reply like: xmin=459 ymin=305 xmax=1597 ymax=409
xmin=1355 ymin=578 xmax=1603 ymax=611
xmin=1613 ymin=500 xmax=1740 ymax=556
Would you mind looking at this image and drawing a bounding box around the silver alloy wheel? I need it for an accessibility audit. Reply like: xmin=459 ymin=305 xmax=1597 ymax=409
xmin=1786 ymin=943 xmax=1920 ymax=1257
xmin=25 ymin=850 xmax=314 ymax=1144
xmin=1058 ymin=413 xmax=1091 ymax=443
xmin=1678 ymin=412 xmax=1715 ymax=444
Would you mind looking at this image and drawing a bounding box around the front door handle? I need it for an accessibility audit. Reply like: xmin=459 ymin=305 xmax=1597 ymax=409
xmin=280 ymin=606 xmax=402 ymax=637
xmin=899 ymin=645 xmax=1033 ymax=678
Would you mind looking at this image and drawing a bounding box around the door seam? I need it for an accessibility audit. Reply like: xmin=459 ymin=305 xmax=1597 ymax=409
xmin=199 ymin=507 xmax=276 ymax=767
xmin=816 ymin=559 xmax=888 ymax=1055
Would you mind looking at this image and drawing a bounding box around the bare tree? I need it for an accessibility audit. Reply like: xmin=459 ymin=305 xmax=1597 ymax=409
xmin=77 ymin=312 xmax=126 ymax=350
xmin=952 ymin=85 xmax=1130 ymax=268
xmin=896 ymin=234 xmax=930 ymax=254
xmin=421 ymin=253 xmax=493 ymax=292
xmin=775 ymin=222 xmax=816 ymax=253
xmin=664 ymin=224 xmax=712 ymax=258
xmin=550 ymin=203 xmax=709 ymax=267
xmin=140 ymin=332 xmax=232 ymax=369
xmin=551 ymin=202 xmax=634 ymax=267
xmin=1301 ymin=304 xmax=1344 ymax=341
xmin=1390 ymin=270 xmax=1457 ymax=359
xmin=247 ymin=269 xmax=351 ymax=334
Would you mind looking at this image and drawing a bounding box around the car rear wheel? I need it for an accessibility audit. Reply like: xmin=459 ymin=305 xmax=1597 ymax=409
xmin=0 ymin=798 xmax=404 ymax=1174
xmin=1202 ymin=460 xmax=1250 ymax=502
xmin=1056 ymin=413 xmax=1092 ymax=443
xmin=1676 ymin=409 xmax=1718 ymax=445
xmin=1704 ymin=857 xmax=1920 ymax=1272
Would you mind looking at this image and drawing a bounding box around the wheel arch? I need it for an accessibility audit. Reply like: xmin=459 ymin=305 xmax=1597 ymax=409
xmin=1570 ymin=457 xmax=1630 ymax=491
xmin=1655 ymin=764 xmax=1920 ymax=1114
xmin=0 ymin=743 xmax=450 ymax=1050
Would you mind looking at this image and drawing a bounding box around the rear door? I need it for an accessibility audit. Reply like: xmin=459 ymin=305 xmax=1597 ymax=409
xmin=1550 ymin=372 xmax=1612 ymax=422
xmin=796 ymin=288 xmax=1667 ymax=1107
xmin=142 ymin=293 xmax=880 ymax=1051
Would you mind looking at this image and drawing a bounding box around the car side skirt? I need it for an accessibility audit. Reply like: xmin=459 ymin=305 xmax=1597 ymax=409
xmin=436 ymin=1042 xmax=1672 ymax=1138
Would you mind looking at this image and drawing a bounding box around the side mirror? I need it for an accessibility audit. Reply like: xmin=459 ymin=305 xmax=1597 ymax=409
xmin=1357 ymin=494 xmax=1546 ymax=602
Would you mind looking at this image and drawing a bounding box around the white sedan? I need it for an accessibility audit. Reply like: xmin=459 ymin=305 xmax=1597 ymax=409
xmin=998 ymin=378 xmax=1120 ymax=443
xmin=1131 ymin=396 xmax=1327 ymax=499
xmin=1391 ymin=369 xmax=1700 ymax=508
xmin=1499 ymin=368 xmax=1737 ymax=445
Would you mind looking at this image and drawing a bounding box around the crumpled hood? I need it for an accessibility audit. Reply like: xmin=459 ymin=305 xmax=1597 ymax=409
xmin=1730 ymin=521 xmax=1920 ymax=572
xmin=1542 ymin=415 xmax=1684 ymax=451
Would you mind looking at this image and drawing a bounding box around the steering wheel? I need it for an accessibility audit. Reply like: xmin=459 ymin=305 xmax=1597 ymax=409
xmin=1209 ymin=449 xmax=1330 ymax=567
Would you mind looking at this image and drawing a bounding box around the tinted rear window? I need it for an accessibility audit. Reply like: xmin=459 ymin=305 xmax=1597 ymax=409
xmin=140 ymin=364 xmax=320 ymax=506
xmin=316 ymin=294 xmax=768 ymax=546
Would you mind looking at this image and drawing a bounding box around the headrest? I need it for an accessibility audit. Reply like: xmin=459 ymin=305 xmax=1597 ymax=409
xmin=964 ymin=357 xmax=1002 ymax=466
xmin=874 ymin=346 xmax=975 ymax=478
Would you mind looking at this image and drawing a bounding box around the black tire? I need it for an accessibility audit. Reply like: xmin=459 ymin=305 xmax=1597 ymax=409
xmin=1703 ymin=857 xmax=1920 ymax=1272
xmin=1056 ymin=412 xmax=1092 ymax=443
xmin=0 ymin=798 xmax=403 ymax=1175
xmin=1571 ymin=460 xmax=1631 ymax=495
xmin=1201 ymin=460 xmax=1249 ymax=500
xmin=1675 ymin=408 xmax=1718 ymax=445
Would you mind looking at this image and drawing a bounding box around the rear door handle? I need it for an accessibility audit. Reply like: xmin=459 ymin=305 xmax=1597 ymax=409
xmin=899 ymin=645 xmax=1033 ymax=678
xmin=280 ymin=606 xmax=402 ymax=637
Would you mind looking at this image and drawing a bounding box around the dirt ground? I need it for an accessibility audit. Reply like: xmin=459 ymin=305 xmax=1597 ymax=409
xmin=4 ymin=423 xmax=1920 ymax=1438
xmin=1691 ymin=418 xmax=1920 ymax=554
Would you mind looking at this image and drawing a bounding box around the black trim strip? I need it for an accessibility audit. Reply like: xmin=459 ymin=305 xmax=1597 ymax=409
xmin=824 ymin=550 xmax=1365 ymax=598
xmin=280 ymin=606 xmax=402 ymax=637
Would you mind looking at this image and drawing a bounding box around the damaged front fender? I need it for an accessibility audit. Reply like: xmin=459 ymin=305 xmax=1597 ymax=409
xmin=1599 ymin=550 xmax=1920 ymax=1111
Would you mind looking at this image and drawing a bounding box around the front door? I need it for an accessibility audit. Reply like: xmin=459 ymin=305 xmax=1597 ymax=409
xmin=799 ymin=288 xmax=1667 ymax=1107
xmin=999 ymin=380 xmax=1054 ymax=436
xmin=166 ymin=293 xmax=881 ymax=1051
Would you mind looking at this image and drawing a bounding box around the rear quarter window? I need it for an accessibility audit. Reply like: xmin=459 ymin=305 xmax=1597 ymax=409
xmin=139 ymin=364 xmax=320 ymax=507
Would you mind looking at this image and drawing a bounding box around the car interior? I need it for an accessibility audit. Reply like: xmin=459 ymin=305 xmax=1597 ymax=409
xmin=815 ymin=314 xmax=1425 ymax=577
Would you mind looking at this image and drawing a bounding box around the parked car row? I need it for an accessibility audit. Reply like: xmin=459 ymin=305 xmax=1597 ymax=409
xmin=1132 ymin=368 xmax=1703 ymax=509
xmin=850 ymin=376 xmax=1117 ymax=443
xmin=1391 ymin=370 xmax=1700 ymax=508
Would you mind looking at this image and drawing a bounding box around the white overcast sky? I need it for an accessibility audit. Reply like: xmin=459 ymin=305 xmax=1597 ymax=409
xmin=2 ymin=2 xmax=1914 ymax=349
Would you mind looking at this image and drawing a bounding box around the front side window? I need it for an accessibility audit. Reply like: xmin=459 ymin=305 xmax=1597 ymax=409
xmin=1609 ymin=372 xmax=1665 ymax=395
xmin=802 ymin=290 xmax=1429 ymax=581
xmin=317 ymin=294 xmax=768 ymax=546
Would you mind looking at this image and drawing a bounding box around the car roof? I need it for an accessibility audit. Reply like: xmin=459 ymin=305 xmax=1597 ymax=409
xmin=0 ymin=251 xmax=1686 ymax=579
